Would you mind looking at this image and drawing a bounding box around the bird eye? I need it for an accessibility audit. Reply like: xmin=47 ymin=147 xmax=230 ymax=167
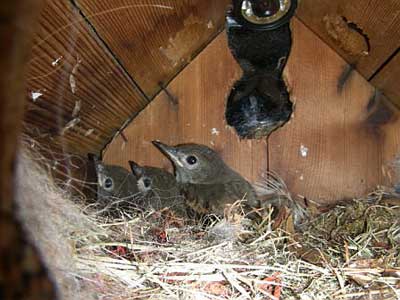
xmin=104 ymin=177 xmax=114 ymax=191
xmin=143 ymin=178 xmax=151 ymax=188
xmin=186 ymin=155 xmax=198 ymax=165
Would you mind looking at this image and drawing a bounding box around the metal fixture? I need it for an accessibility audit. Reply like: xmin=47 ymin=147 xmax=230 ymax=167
xmin=225 ymin=0 xmax=297 ymax=139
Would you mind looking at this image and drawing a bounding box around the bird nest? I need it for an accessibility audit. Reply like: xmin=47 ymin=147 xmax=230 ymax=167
xmin=17 ymin=141 xmax=400 ymax=300
xmin=74 ymin=192 xmax=400 ymax=300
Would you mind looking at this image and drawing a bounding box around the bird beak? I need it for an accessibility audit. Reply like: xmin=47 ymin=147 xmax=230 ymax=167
xmin=129 ymin=160 xmax=143 ymax=178
xmin=87 ymin=153 xmax=103 ymax=174
xmin=87 ymin=153 xmax=100 ymax=166
xmin=152 ymin=141 xmax=183 ymax=167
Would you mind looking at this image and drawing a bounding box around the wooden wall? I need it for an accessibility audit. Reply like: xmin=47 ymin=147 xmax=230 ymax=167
xmin=371 ymin=51 xmax=400 ymax=107
xmin=24 ymin=0 xmax=228 ymax=155
xmin=269 ymin=22 xmax=400 ymax=203
xmin=23 ymin=1 xmax=400 ymax=203
xmin=75 ymin=0 xmax=230 ymax=98
xmin=297 ymin=0 xmax=400 ymax=106
xmin=24 ymin=0 xmax=400 ymax=158
xmin=104 ymin=19 xmax=400 ymax=204
xmin=103 ymin=30 xmax=269 ymax=183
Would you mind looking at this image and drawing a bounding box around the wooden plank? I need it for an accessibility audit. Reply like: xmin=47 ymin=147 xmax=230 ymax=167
xmin=371 ymin=52 xmax=400 ymax=108
xmin=75 ymin=0 xmax=230 ymax=98
xmin=366 ymin=93 xmax=400 ymax=188
xmin=25 ymin=0 xmax=148 ymax=156
xmin=103 ymin=33 xmax=269 ymax=184
xmin=269 ymin=19 xmax=399 ymax=204
xmin=296 ymin=0 xmax=400 ymax=79
xmin=105 ymin=20 xmax=400 ymax=204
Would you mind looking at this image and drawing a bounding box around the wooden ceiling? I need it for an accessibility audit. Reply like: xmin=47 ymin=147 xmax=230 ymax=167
xmin=297 ymin=0 xmax=400 ymax=80
xmin=76 ymin=0 xmax=230 ymax=98
xmin=296 ymin=0 xmax=400 ymax=107
xmin=24 ymin=0 xmax=400 ymax=156
xmin=103 ymin=20 xmax=400 ymax=204
xmin=24 ymin=0 xmax=230 ymax=155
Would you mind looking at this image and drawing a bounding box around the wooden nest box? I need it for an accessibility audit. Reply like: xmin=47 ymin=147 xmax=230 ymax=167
xmin=9 ymin=0 xmax=400 ymax=204
xmin=1 ymin=0 xmax=399 ymax=204
xmin=1 ymin=0 xmax=400 ymax=298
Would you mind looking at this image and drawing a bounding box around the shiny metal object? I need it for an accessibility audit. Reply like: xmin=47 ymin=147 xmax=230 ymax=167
xmin=241 ymin=0 xmax=292 ymax=25
xmin=225 ymin=0 xmax=297 ymax=138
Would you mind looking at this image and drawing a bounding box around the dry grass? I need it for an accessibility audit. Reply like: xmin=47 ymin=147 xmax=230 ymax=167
xmin=74 ymin=193 xmax=400 ymax=300
xmin=15 ymin=139 xmax=400 ymax=300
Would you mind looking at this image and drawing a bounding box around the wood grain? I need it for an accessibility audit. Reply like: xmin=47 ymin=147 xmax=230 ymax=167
xmin=269 ymin=19 xmax=400 ymax=204
xmin=25 ymin=0 xmax=148 ymax=156
xmin=375 ymin=92 xmax=400 ymax=188
xmin=297 ymin=0 xmax=400 ymax=79
xmin=103 ymin=33 xmax=269 ymax=184
xmin=75 ymin=0 xmax=230 ymax=98
xmin=105 ymin=20 xmax=400 ymax=204
xmin=371 ymin=51 xmax=400 ymax=108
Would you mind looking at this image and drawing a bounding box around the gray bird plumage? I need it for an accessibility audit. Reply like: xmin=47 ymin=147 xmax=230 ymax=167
xmin=152 ymin=141 xmax=260 ymax=217
xmin=129 ymin=161 xmax=187 ymax=217
xmin=89 ymin=154 xmax=140 ymax=215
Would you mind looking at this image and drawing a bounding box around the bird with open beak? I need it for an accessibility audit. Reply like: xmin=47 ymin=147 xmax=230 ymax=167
xmin=152 ymin=141 xmax=261 ymax=217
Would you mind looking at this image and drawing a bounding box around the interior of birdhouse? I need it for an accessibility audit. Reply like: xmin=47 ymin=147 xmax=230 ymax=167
xmin=3 ymin=0 xmax=400 ymax=299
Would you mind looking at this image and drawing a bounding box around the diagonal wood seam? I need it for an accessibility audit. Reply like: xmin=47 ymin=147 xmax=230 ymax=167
xmin=368 ymin=47 xmax=400 ymax=82
xmin=69 ymin=0 xmax=398 ymax=184
xmin=294 ymin=14 xmax=400 ymax=102
xmin=66 ymin=1 xmax=400 ymax=159
xmin=70 ymin=0 xmax=227 ymax=156
xmin=69 ymin=0 xmax=150 ymax=102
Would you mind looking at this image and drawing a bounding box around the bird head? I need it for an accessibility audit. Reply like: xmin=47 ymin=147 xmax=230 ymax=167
xmin=129 ymin=160 xmax=177 ymax=195
xmin=152 ymin=141 xmax=232 ymax=184
xmin=88 ymin=153 xmax=138 ymax=200
xmin=129 ymin=160 xmax=153 ymax=194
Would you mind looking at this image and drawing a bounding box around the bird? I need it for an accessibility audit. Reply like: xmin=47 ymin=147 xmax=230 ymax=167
xmin=129 ymin=160 xmax=187 ymax=217
xmin=88 ymin=154 xmax=140 ymax=215
xmin=151 ymin=141 xmax=261 ymax=217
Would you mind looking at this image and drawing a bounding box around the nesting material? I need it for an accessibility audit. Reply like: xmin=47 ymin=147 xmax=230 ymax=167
xmin=15 ymin=141 xmax=400 ymax=300
xmin=15 ymin=147 xmax=104 ymax=300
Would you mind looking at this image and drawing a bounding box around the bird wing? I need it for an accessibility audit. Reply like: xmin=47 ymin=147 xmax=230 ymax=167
xmin=224 ymin=180 xmax=260 ymax=208
xmin=182 ymin=181 xmax=259 ymax=216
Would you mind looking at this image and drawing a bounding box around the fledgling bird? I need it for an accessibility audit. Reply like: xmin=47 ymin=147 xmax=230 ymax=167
xmin=152 ymin=141 xmax=261 ymax=217
xmin=88 ymin=154 xmax=140 ymax=213
xmin=129 ymin=160 xmax=187 ymax=217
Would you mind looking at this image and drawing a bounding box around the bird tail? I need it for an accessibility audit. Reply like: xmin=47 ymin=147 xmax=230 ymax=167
xmin=253 ymin=171 xmax=308 ymax=228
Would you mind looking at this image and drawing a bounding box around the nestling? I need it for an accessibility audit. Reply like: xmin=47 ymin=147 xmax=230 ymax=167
xmin=89 ymin=154 xmax=140 ymax=213
xmin=129 ymin=160 xmax=187 ymax=217
xmin=152 ymin=141 xmax=260 ymax=217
